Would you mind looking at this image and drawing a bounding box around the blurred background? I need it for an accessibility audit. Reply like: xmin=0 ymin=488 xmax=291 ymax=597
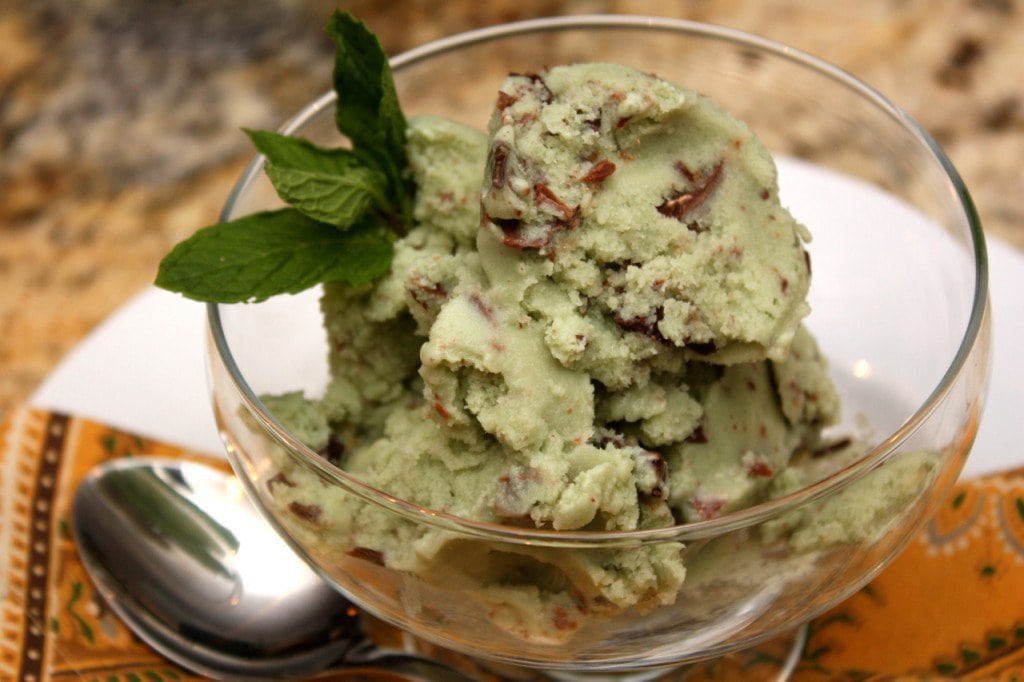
xmin=1 ymin=0 xmax=1021 ymax=419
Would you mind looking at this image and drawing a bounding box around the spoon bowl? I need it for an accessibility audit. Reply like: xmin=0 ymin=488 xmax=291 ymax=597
xmin=72 ymin=457 xmax=473 ymax=680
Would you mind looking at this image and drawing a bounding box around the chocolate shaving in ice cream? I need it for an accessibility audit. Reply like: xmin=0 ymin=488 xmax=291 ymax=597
xmin=615 ymin=307 xmax=668 ymax=344
xmin=491 ymin=142 xmax=510 ymax=188
xmin=674 ymin=161 xmax=699 ymax=183
xmin=534 ymin=183 xmax=576 ymax=222
xmin=658 ymin=162 xmax=724 ymax=220
xmin=318 ymin=435 xmax=345 ymax=467
xmin=496 ymin=91 xmax=518 ymax=110
xmin=685 ymin=422 xmax=708 ymax=444
xmin=581 ymin=159 xmax=617 ymax=184
xmin=289 ymin=501 xmax=322 ymax=524
xmin=348 ymin=546 xmax=385 ymax=566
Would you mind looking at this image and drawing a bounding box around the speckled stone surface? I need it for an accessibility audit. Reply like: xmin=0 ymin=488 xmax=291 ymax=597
xmin=1 ymin=0 xmax=1022 ymax=417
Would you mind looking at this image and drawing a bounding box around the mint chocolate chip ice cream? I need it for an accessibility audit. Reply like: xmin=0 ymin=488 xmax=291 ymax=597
xmin=480 ymin=64 xmax=811 ymax=369
xmin=256 ymin=64 xmax=925 ymax=643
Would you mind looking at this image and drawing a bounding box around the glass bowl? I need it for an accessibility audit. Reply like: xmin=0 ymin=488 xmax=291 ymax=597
xmin=206 ymin=15 xmax=989 ymax=678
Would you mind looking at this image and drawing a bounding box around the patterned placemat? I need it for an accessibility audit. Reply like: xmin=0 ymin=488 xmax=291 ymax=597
xmin=2 ymin=407 xmax=1023 ymax=681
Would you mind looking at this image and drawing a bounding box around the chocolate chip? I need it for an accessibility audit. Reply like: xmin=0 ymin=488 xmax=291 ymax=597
xmin=534 ymin=183 xmax=576 ymax=222
xmin=615 ymin=307 xmax=669 ymax=344
xmin=658 ymin=163 xmax=724 ymax=221
xmin=747 ymin=460 xmax=774 ymax=477
xmin=318 ymin=435 xmax=345 ymax=467
xmin=496 ymin=90 xmax=517 ymax=110
xmin=581 ymin=159 xmax=617 ymax=184
xmin=685 ymin=422 xmax=708 ymax=444
xmin=491 ymin=142 xmax=510 ymax=189
xmin=347 ymin=546 xmax=385 ymax=566
xmin=288 ymin=501 xmax=322 ymax=524
xmin=674 ymin=161 xmax=699 ymax=183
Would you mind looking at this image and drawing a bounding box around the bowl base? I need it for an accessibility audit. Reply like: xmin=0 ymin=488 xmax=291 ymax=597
xmin=451 ymin=625 xmax=808 ymax=681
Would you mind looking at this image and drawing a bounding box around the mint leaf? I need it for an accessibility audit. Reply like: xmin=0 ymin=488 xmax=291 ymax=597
xmin=155 ymin=11 xmax=415 ymax=304
xmin=245 ymin=129 xmax=367 ymax=175
xmin=246 ymin=128 xmax=391 ymax=227
xmin=156 ymin=208 xmax=393 ymax=303
xmin=326 ymin=11 xmax=412 ymax=224
xmin=264 ymin=162 xmax=387 ymax=227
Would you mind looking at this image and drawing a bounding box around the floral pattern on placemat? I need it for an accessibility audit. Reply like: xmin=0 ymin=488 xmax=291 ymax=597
xmin=1 ymin=408 xmax=214 ymax=682
xmin=2 ymin=406 xmax=1024 ymax=681
xmin=788 ymin=470 xmax=1024 ymax=681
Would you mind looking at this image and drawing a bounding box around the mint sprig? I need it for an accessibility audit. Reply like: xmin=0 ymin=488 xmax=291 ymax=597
xmin=155 ymin=11 xmax=409 ymax=303
xmin=156 ymin=209 xmax=393 ymax=303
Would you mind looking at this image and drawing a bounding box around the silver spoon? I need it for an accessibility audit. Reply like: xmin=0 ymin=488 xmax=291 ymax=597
xmin=72 ymin=457 xmax=477 ymax=681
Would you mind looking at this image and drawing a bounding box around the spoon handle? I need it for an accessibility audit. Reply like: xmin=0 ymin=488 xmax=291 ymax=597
xmin=342 ymin=644 xmax=480 ymax=681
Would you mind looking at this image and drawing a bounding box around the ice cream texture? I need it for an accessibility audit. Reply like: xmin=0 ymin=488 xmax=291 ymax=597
xmin=258 ymin=64 xmax=919 ymax=642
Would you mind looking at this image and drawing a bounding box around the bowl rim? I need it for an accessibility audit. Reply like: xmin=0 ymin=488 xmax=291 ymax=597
xmin=207 ymin=14 xmax=988 ymax=547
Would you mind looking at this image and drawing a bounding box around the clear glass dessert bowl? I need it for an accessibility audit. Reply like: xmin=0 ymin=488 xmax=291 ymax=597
xmin=206 ymin=15 xmax=989 ymax=679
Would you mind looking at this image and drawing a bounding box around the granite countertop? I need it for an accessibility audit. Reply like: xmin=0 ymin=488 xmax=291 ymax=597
xmin=1 ymin=0 xmax=1021 ymax=418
